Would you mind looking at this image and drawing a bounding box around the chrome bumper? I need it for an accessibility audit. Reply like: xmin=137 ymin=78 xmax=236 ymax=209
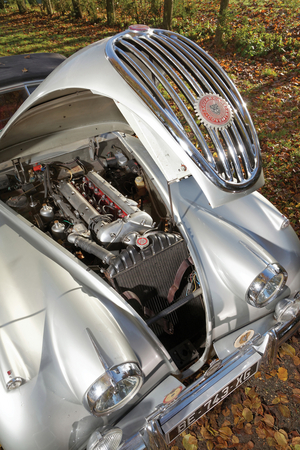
xmin=119 ymin=305 xmax=300 ymax=450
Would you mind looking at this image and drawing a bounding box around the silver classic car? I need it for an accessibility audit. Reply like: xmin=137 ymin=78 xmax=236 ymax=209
xmin=0 ymin=26 xmax=299 ymax=450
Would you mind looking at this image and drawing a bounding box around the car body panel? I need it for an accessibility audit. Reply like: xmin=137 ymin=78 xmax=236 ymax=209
xmin=0 ymin=201 xmax=177 ymax=450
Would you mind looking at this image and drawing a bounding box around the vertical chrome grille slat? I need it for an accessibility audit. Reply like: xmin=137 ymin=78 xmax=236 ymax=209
xmin=230 ymin=123 xmax=254 ymax=177
xmin=150 ymin=35 xmax=210 ymax=95
xmin=148 ymin=35 xmax=238 ymax=179
xmin=221 ymin=129 xmax=245 ymax=182
xmin=171 ymin=33 xmax=258 ymax=155
xmin=137 ymin=37 xmax=200 ymax=102
xmin=116 ymin=47 xmax=172 ymax=115
xmin=171 ymin=34 xmax=245 ymax=113
xmin=232 ymin=117 xmax=255 ymax=162
xmin=170 ymin=34 xmax=256 ymax=152
xmin=106 ymin=29 xmax=262 ymax=192
xmin=210 ymin=130 xmax=233 ymax=181
xmin=148 ymin=35 xmax=234 ymax=173
xmin=156 ymin=36 xmax=217 ymax=98
xmin=120 ymin=38 xmax=216 ymax=167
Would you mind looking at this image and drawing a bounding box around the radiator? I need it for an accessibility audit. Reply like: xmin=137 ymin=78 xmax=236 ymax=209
xmin=106 ymin=232 xmax=189 ymax=337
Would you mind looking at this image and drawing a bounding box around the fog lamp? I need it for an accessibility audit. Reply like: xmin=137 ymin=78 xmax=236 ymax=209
xmin=84 ymin=362 xmax=143 ymax=416
xmin=247 ymin=263 xmax=287 ymax=308
xmin=87 ymin=428 xmax=122 ymax=450
xmin=274 ymin=297 xmax=300 ymax=322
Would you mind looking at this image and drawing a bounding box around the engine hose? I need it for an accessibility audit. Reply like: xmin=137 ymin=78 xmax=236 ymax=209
xmin=68 ymin=234 xmax=115 ymax=265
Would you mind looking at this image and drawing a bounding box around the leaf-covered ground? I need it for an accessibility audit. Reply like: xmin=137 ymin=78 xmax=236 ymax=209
xmin=173 ymin=336 xmax=300 ymax=450
xmin=217 ymin=55 xmax=300 ymax=237
xmin=0 ymin=2 xmax=299 ymax=450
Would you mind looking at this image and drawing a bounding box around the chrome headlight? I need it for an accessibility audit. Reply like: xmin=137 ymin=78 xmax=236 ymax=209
xmin=246 ymin=263 xmax=287 ymax=308
xmin=84 ymin=362 xmax=143 ymax=416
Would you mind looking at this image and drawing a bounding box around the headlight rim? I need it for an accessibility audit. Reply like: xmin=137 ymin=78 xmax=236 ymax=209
xmin=246 ymin=263 xmax=288 ymax=308
xmin=84 ymin=361 xmax=143 ymax=417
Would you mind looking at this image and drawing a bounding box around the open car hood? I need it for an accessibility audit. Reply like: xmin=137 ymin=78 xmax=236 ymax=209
xmin=0 ymin=28 xmax=264 ymax=208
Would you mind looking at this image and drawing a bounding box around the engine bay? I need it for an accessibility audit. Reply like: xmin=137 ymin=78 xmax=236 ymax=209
xmin=0 ymin=133 xmax=206 ymax=371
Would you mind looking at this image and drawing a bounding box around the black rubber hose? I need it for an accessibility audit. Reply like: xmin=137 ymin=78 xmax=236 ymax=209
xmin=68 ymin=235 xmax=115 ymax=265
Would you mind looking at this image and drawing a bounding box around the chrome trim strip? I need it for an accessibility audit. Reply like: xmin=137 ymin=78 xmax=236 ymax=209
xmin=86 ymin=328 xmax=110 ymax=370
xmin=106 ymin=29 xmax=262 ymax=192
xmin=0 ymin=80 xmax=43 ymax=94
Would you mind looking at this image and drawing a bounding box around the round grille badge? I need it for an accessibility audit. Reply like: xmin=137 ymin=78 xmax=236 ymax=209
xmin=194 ymin=93 xmax=233 ymax=130
xmin=163 ymin=386 xmax=183 ymax=404
xmin=234 ymin=330 xmax=255 ymax=348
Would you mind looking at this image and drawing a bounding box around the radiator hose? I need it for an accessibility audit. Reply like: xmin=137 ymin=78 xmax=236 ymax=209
xmin=68 ymin=234 xmax=115 ymax=265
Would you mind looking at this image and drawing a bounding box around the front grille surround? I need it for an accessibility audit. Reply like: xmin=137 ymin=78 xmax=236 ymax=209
xmin=106 ymin=28 xmax=262 ymax=192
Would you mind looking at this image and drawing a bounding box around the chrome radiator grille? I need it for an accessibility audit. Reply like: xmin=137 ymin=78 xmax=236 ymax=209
xmin=106 ymin=29 xmax=262 ymax=192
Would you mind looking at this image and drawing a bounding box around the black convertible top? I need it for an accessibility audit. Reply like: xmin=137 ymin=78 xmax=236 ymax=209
xmin=0 ymin=53 xmax=66 ymax=89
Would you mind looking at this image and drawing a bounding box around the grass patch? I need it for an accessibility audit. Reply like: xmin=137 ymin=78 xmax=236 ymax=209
xmin=261 ymin=67 xmax=278 ymax=77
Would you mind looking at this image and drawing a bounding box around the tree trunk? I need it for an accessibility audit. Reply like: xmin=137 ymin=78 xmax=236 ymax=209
xmin=72 ymin=0 xmax=83 ymax=19
xmin=16 ymin=0 xmax=27 ymax=13
xmin=215 ymin=0 xmax=229 ymax=46
xmin=27 ymin=0 xmax=37 ymax=7
xmin=43 ymin=0 xmax=53 ymax=15
xmin=106 ymin=0 xmax=115 ymax=26
xmin=163 ymin=0 xmax=173 ymax=30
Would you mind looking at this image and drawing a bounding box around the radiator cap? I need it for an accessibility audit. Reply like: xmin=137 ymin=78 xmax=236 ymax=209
xmin=136 ymin=236 xmax=149 ymax=249
xmin=129 ymin=24 xmax=149 ymax=32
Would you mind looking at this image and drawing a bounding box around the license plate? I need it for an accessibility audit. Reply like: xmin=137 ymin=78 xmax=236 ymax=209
xmin=165 ymin=361 xmax=258 ymax=443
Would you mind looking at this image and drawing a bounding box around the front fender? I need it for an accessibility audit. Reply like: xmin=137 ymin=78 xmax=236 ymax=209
xmin=0 ymin=201 xmax=175 ymax=450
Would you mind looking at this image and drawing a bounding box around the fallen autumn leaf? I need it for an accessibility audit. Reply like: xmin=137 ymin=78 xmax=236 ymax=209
xmin=278 ymin=367 xmax=288 ymax=381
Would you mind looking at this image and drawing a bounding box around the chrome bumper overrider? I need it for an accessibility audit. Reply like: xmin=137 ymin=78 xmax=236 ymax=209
xmin=119 ymin=305 xmax=300 ymax=450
